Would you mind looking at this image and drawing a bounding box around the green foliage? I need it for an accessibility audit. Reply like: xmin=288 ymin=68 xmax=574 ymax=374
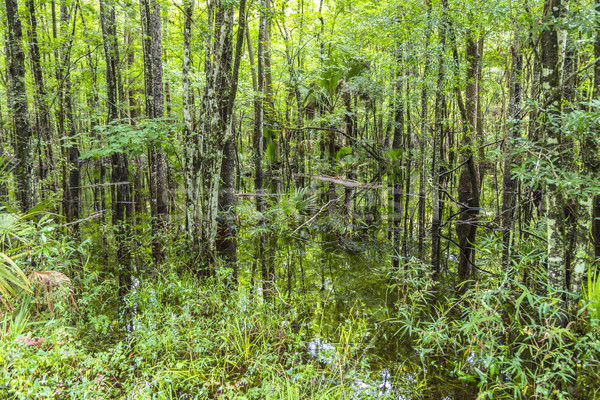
xmin=385 ymin=253 xmax=600 ymax=399
xmin=0 ymin=265 xmax=388 ymax=399
xmin=585 ymin=267 xmax=600 ymax=321
xmin=80 ymin=117 xmax=182 ymax=159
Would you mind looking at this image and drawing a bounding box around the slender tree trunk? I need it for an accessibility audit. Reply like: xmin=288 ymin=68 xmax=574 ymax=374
xmin=501 ymin=33 xmax=523 ymax=268
xmin=26 ymin=0 xmax=54 ymax=180
xmin=59 ymin=1 xmax=80 ymax=231
xmin=591 ymin=0 xmax=600 ymax=261
xmin=456 ymin=28 xmax=481 ymax=282
xmin=431 ymin=0 xmax=447 ymax=277
xmin=149 ymin=0 xmax=168 ymax=265
xmin=402 ymin=70 xmax=412 ymax=258
xmin=182 ymin=0 xmax=197 ymax=243
xmin=217 ymin=0 xmax=246 ymax=284
xmin=100 ymin=0 xmax=131 ymax=317
xmin=418 ymin=0 xmax=432 ymax=260
xmin=391 ymin=47 xmax=404 ymax=270
xmin=540 ymin=0 xmax=564 ymax=304
xmin=256 ymin=0 xmax=270 ymax=299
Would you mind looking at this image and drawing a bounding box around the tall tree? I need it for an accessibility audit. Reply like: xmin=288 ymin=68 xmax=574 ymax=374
xmin=5 ymin=0 xmax=35 ymax=212
xmin=431 ymin=0 xmax=448 ymax=277
xmin=417 ymin=0 xmax=432 ymax=260
xmin=195 ymin=0 xmax=244 ymax=272
xmin=501 ymin=31 xmax=523 ymax=268
xmin=456 ymin=28 xmax=481 ymax=282
xmin=591 ymin=0 xmax=600 ymax=261
xmin=539 ymin=0 xmax=564 ymax=304
xmin=149 ymin=0 xmax=168 ymax=264
xmin=100 ymin=0 xmax=131 ymax=306
xmin=256 ymin=0 xmax=268 ymax=297
xmin=59 ymin=0 xmax=80 ymax=230
xmin=182 ymin=0 xmax=196 ymax=242
xmin=391 ymin=45 xmax=404 ymax=270
xmin=217 ymin=0 xmax=247 ymax=283
xmin=26 ymin=0 xmax=54 ymax=181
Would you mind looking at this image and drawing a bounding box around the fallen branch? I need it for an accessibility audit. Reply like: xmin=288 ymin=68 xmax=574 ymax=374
xmin=62 ymin=210 xmax=106 ymax=227
xmin=294 ymin=173 xmax=380 ymax=188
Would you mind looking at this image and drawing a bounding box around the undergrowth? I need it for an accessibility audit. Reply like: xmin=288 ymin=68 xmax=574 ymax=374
xmin=1 ymin=263 xmax=386 ymax=399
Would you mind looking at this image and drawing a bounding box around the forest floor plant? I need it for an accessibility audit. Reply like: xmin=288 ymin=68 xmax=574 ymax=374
xmin=388 ymin=250 xmax=600 ymax=399
xmin=1 ymin=256 xmax=390 ymax=399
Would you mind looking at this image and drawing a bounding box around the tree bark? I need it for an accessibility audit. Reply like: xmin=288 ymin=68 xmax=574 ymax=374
xmin=217 ymin=0 xmax=247 ymax=284
xmin=26 ymin=0 xmax=54 ymax=180
xmin=392 ymin=47 xmax=404 ymax=270
xmin=418 ymin=0 xmax=432 ymax=261
xmin=456 ymin=28 xmax=481 ymax=282
xmin=501 ymin=33 xmax=523 ymax=268
xmin=5 ymin=0 xmax=35 ymax=212
xmin=182 ymin=0 xmax=197 ymax=243
xmin=540 ymin=0 xmax=564 ymax=301
xmin=149 ymin=0 xmax=168 ymax=265
xmin=196 ymin=0 xmax=242 ymax=273
xmin=100 ymin=0 xmax=131 ymax=315
xmin=256 ymin=0 xmax=270 ymax=299
xmin=431 ymin=0 xmax=447 ymax=278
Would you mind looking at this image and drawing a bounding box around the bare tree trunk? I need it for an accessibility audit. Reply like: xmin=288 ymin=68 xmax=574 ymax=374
xmin=149 ymin=0 xmax=168 ymax=265
xmin=182 ymin=0 xmax=197 ymax=243
xmin=256 ymin=0 xmax=270 ymax=299
xmin=418 ymin=0 xmax=432 ymax=260
xmin=540 ymin=0 xmax=564 ymax=304
xmin=402 ymin=69 xmax=413 ymax=258
xmin=501 ymin=32 xmax=523 ymax=268
xmin=59 ymin=1 xmax=80 ymax=232
xmin=456 ymin=29 xmax=481 ymax=282
xmin=100 ymin=0 xmax=131 ymax=316
xmin=431 ymin=0 xmax=447 ymax=278
xmin=197 ymin=0 xmax=242 ymax=273
xmin=392 ymin=46 xmax=404 ymax=270
xmin=26 ymin=0 xmax=54 ymax=180
xmin=217 ymin=0 xmax=246 ymax=284
xmin=5 ymin=0 xmax=35 ymax=212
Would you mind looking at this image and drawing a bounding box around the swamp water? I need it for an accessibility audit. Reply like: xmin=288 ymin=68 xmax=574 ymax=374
xmin=124 ymin=237 xmax=479 ymax=399
xmin=263 ymin=242 xmax=479 ymax=400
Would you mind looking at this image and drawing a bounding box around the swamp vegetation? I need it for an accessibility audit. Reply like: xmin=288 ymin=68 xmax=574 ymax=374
xmin=2 ymin=0 xmax=600 ymax=398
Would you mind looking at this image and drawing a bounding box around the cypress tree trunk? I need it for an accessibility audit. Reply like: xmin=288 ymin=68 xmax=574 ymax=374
xmin=217 ymin=125 xmax=238 ymax=283
xmin=418 ymin=0 xmax=432 ymax=260
xmin=5 ymin=0 xmax=35 ymax=212
xmin=456 ymin=29 xmax=481 ymax=282
xmin=217 ymin=0 xmax=246 ymax=283
xmin=100 ymin=0 xmax=131 ymax=312
xmin=392 ymin=47 xmax=404 ymax=270
xmin=256 ymin=0 xmax=269 ymax=299
xmin=26 ymin=0 xmax=54 ymax=180
xmin=182 ymin=0 xmax=197 ymax=243
xmin=197 ymin=0 xmax=241 ymax=272
xmin=540 ymin=0 xmax=564 ymax=302
xmin=501 ymin=32 xmax=523 ymax=268
xmin=149 ymin=0 xmax=168 ymax=264
xmin=431 ymin=0 xmax=447 ymax=277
